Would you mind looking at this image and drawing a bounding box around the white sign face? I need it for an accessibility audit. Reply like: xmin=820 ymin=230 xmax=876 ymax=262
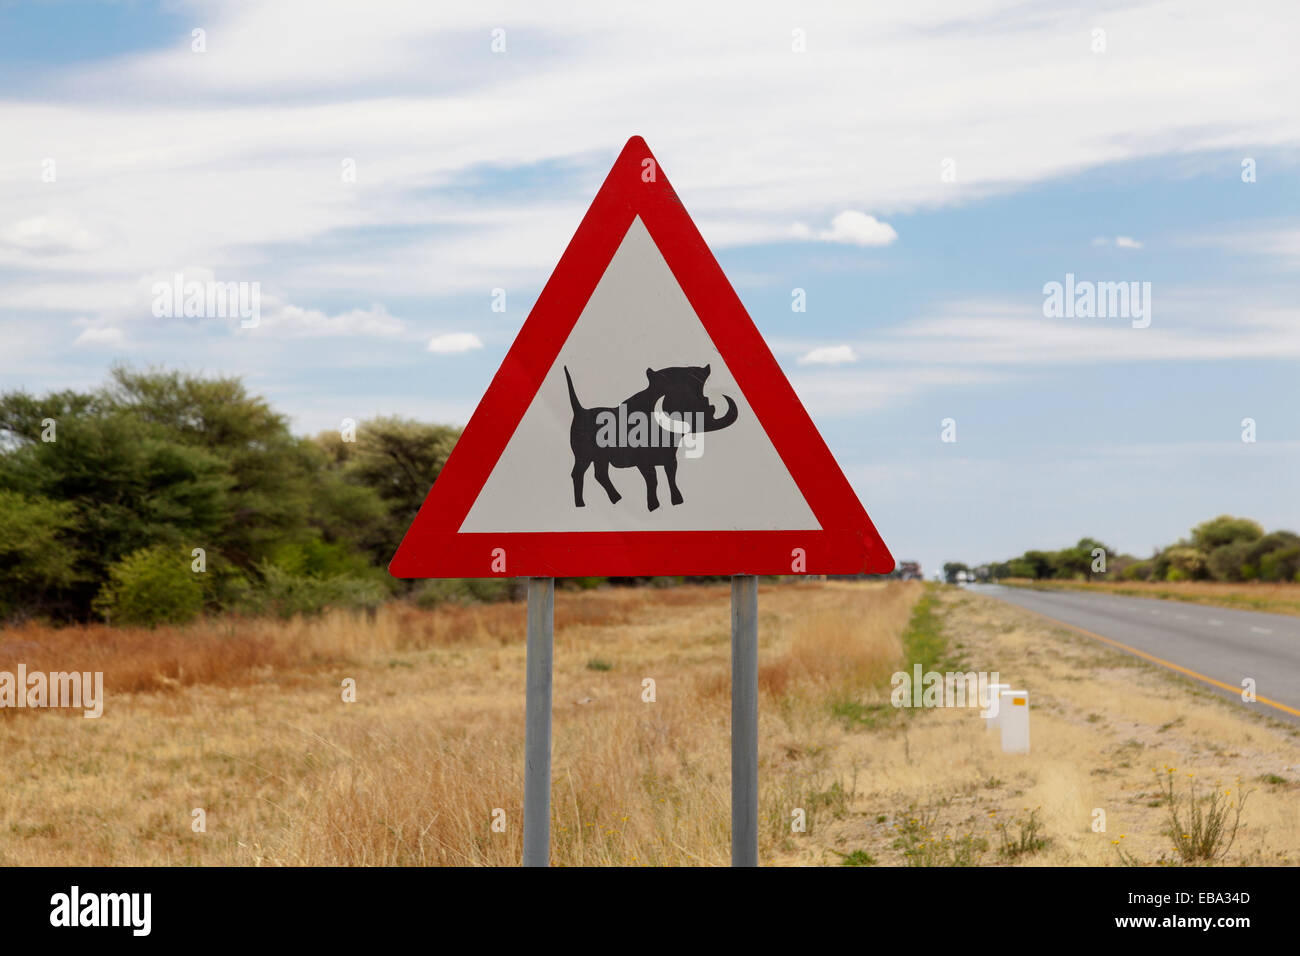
xmin=459 ymin=216 xmax=820 ymax=534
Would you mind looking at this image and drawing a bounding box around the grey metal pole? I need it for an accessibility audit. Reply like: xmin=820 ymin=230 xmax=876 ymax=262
xmin=523 ymin=576 xmax=555 ymax=867
xmin=731 ymin=574 xmax=759 ymax=867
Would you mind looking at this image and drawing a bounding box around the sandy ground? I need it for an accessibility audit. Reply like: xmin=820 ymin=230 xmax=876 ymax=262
xmin=772 ymin=587 xmax=1300 ymax=866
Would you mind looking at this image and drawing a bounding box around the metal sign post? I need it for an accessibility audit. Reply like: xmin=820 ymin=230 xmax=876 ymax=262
xmin=731 ymin=574 xmax=758 ymax=866
xmin=522 ymin=576 xmax=555 ymax=867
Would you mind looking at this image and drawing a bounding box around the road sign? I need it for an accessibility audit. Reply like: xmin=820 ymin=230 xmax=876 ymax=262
xmin=390 ymin=136 xmax=893 ymax=579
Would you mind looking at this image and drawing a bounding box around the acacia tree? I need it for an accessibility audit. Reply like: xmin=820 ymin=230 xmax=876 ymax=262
xmin=0 ymin=366 xmax=398 ymax=620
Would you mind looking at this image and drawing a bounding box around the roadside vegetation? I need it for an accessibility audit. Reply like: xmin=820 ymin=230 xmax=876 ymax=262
xmin=0 ymin=366 xmax=461 ymax=625
xmin=987 ymin=515 xmax=1300 ymax=585
xmin=942 ymin=515 xmax=1300 ymax=612
xmin=997 ymin=578 xmax=1300 ymax=617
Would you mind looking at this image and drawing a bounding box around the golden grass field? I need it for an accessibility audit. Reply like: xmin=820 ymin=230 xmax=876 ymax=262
xmin=1 ymin=580 xmax=1296 ymax=866
xmin=999 ymin=578 xmax=1300 ymax=617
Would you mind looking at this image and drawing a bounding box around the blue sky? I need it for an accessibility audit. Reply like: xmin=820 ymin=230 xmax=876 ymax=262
xmin=1 ymin=0 xmax=1297 ymax=576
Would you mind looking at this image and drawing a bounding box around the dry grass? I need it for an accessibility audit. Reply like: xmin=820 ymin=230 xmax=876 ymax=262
xmin=0 ymin=601 xmax=533 ymax=698
xmin=0 ymin=580 xmax=919 ymax=866
xmin=5 ymin=579 xmax=1296 ymax=867
xmin=999 ymin=578 xmax=1300 ymax=617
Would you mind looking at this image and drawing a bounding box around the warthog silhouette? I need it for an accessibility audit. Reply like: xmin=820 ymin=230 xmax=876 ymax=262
xmin=563 ymin=364 xmax=738 ymax=511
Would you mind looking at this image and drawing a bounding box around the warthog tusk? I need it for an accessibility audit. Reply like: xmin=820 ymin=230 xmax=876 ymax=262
xmin=653 ymin=396 xmax=692 ymax=435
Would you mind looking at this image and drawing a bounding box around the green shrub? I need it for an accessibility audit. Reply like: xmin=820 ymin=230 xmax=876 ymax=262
xmin=1120 ymin=560 xmax=1152 ymax=581
xmin=1245 ymin=532 xmax=1300 ymax=580
xmin=839 ymin=850 xmax=876 ymax=866
xmin=1163 ymin=546 xmax=1207 ymax=581
xmin=996 ymin=808 xmax=1048 ymax=858
xmin=1259 ymin=546 xmax=1300 ymax=583
xmin=1207 ymin=541 xmax=1252 ymax=581
xmin=94 ymin=545 xmax=205 ymax=627
xmin=243 ymin=563 xmax=388 ymax=618
xmin=413 ymin=577 xmax=517 ymax=607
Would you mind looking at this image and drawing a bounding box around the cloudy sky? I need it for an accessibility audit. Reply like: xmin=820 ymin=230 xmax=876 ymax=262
xmin=2 ymin=0 xmax=1297 ymax=575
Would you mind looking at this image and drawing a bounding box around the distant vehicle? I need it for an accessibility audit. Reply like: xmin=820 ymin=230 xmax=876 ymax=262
xmin=898 ymin=561 xmax=922 ymax=581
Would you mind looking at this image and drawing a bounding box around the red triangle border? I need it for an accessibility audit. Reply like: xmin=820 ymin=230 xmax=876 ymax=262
xmin=390 ymin=136 xmax=894 ymax=578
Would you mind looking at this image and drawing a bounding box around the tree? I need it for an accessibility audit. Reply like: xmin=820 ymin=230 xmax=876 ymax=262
xmin=0 ymin=491 xmax=80 ymax=619
xmin=1207 ymin=540 xmax=1255 ymax=581
xmin=1190 ymin=515 xmax=1263 ymax=552
xmin=1246 ymin=531 xmax=1300 ymax=582
xmin=1005 ymin=558 xmax=1036 ymax=578
xmin=1163 ymin=546 xmax=1208 ymax=581
xmin=313 ymin=416 xmax=461 ymax=564
xmin=942 ymin=562 xmax=970 ymax=584
xmin=0 ymin=367 xmax=397 ymax=620
xmin=0 ymin=403 xmax=230 ymax=615
xmin=1022 ymin=551 xmax=1055 ymax=579
xmin=102 ymin=365 xmax=324 ymax=567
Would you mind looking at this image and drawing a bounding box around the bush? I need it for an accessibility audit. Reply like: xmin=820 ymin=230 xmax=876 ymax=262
xmin=413 ymin=578 xmax=518 ymax=608
xmin=243 ymin=563 xmax=389 ymax=618
xmin=1163 ymin=546 xmax=1207 ymax=581
xmin=1259 ymin=546 xmax=1300 ymax=583
xmin=561 ymin=576 xmax=604 ymax=590
xmin=1191 ymin=515 xmax=1263 ymax=551
xmin=1157 ymin=770 xmax=1250 ymax=863
xmin=94 ymin=545 xmax=205 ymax=627
xmin=1120 ymin=560 xmax=1152 ymax=581
xmin=1207 ymin=540 xmax=1255 ymax=581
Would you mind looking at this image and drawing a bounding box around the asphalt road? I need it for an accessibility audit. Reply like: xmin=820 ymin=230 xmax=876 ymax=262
xmin=968 ymin=584 xmax=1300 ymax=721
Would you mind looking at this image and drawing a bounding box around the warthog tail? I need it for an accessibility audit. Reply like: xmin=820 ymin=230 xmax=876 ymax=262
xmin=563 ymin=366 xmax=582 ymax=413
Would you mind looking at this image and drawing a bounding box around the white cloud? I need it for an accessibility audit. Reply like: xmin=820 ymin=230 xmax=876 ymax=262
xmin=780 ymin=295 xmax=1300 ymax=379
xmin=72 ymin=326 xmax=124 ymax=347
xmin=427 ymin=332 xmax=484 ymax=354
xmin=797 ymin=344 xmax=858 ymax=365
xmin=1 ymin=216 xmax=99 ymax=255
xmin=1180 ymin=226 xmax=1300 ymax=264
xmin=251 ymin=302 xmax=406 ymax=338
xmin=1115 ymin=236 xmax=1143 ymax=249
xmin=772 ymin=290 xmax=1300 ymax=416
xmin=793 ymin=211 xmax=897 ymax=247
xmin=790 ymin=366 xmax=1006 ymax=416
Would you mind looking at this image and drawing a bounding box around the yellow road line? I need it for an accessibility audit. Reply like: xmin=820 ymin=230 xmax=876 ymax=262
xmin=1024 ymin=609 xmax=1300 ymax=720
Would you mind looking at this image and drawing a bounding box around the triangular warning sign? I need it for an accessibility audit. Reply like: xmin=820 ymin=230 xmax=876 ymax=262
xmin=390 ymin=137 xmax=893 ymax=578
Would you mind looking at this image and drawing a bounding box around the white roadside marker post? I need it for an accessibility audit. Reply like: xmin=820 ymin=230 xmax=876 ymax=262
xmin=1000 ymin=689 xmax=1030 ymax=754
xmin=985 ymin=682 xmax=1010 ymax=731
xmin=522 ymin=577 xmax=555 ymax=866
